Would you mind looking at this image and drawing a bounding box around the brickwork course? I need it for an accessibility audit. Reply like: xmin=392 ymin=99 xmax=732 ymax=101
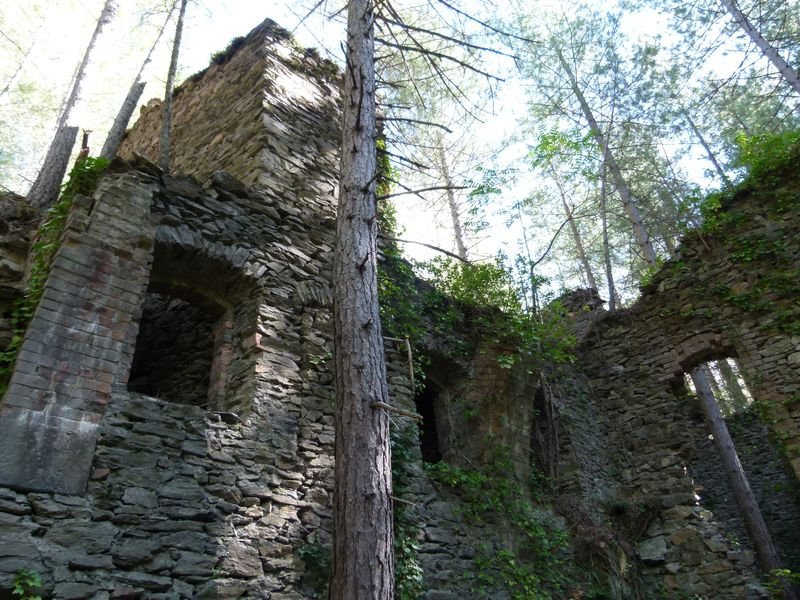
xmin=0 ymin=16 xmax=798 ymax=600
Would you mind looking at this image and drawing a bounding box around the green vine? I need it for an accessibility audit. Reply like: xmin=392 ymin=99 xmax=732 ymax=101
xmin=12 ymin=569 xmax=42 ymax=600
xmin=0 ymin=156 xmax=109 ymax=395
xmin=424 ymin=459 xmax=572 ymax=598
xmin=391 ymin=424 xmax=424 ymax=599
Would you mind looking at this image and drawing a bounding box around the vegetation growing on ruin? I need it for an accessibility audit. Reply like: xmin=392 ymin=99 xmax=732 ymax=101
xmin=0 ymin=156 xmax=109 ymax=394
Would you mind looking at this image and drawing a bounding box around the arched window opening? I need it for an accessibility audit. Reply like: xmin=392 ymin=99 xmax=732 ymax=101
xmin=682 ymin=358 xmax=800 ymax=578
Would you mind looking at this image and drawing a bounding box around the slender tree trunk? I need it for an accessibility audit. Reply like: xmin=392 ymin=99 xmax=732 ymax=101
xmin=719 ymin=0 xmax=800 ymax=95
xmin=161 ymin=0 xmax=188 ymax=174
xmin=27 ymin=0 xmax=116 ymax=207
xmin=600 ymin=149 xmax=617 ymax=310
xmin=26 ymin=127 xmax=79 ymax=208
xmin=0 ymin=23 xmax=43 ymax=99
xmin=102 ymin=4 xmax=174 ymax=160
xmin=552 ymin=43 xmax=658 ymax=265
xmin=683 ymin=111 xmax=731 ymax=186
xmin=718 ymin=359 xmax=750 ymax=413
xmin=550 ymin=167 xmax=597 ymax=290
xmin=332 ymin=0 xmax=394 ymax=597
xmin=702 ymin=363 xmax=728 ymax=414
xmin=690 ymin=367 xmax=793 ymax=597
xmin=435 ymin=135 xmax=468 ymax=260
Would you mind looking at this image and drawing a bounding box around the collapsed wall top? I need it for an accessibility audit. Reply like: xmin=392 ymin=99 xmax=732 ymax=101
xmin=119 ymin=17 xmax=342 ymax=195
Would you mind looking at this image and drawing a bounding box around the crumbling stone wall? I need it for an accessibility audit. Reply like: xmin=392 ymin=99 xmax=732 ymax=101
xmin=574 ymin=170 xmax=800 ymax=597
xmin=691 ymin=407 xmax=800 ymax=571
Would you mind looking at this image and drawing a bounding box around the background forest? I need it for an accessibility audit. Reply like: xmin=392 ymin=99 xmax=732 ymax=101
xmin=1 ymin=0 xmax=799 ymax=307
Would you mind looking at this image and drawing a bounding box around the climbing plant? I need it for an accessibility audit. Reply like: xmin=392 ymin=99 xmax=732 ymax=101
xmin=0 ymin=156 xmax=109 ymax=395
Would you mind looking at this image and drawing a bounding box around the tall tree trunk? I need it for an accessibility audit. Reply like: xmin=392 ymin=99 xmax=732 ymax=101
xmin=102 ymin=4 xmax=174 ymax=160
xmin=26 ymin=127 xmax=79 ymax=208
xmin=719 ymin=0 xmax=800 ymax=95
xmin=683 ymin=111 xmax=731 ymax=186
xmin=332 ymin=0 xmax=394 ymax=597
xmin=161 ymin=0 xmax=188 ymax=174
xmin=718 ymin=359 xmax=750 ymax=413
xmin=550 ymin=167 xmax=597 ymax=290
xmin=600 ymin=147 xmax=617 ymax=310
xmin=435 ymin=135 xmax=468 ymax=260
xmin=552 ymin=43 xmax=658 ymax=265
xmin=27 ymin=0 xmax=116 ymax=207
xmin=690 ymin=367 xmax=793 ymax=598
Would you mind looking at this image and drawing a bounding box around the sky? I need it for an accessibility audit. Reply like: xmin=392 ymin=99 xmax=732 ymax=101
xmin=0 ymin=0 xmax=774 ymax=301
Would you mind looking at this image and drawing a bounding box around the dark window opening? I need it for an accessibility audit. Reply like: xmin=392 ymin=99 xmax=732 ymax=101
xmin=128 ymin=292 xmax=221 ymax=405
xmin=531 ymin=387 xmax=557 ymax=478
xmin=414 ymin=385 xmax=443 ymax=464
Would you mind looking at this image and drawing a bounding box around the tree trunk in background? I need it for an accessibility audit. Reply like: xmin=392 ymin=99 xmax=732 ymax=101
xmin=27 ymin=0 xmax=116 ymax=207
xmin=332 ymin=0 xmax=394 ymax=596
xmin=551 ymin=167 xmax=597 ymax=290
xmin=26 ymin=127 xmax=79 ymax=208
xmin=599 ymin=159 xmax=617 ymax=310
xmin=552 ymin=44 xmax=658 ymax=266
xmin=702 ymin=363 xmax=727 ymax=414
xmin=719 ymin=0 xmax=800 ymax=95
xmin=683 ymin=111 xmax=730 ymax=186
xmin=160 ymin=0 xmax=188 ymax=174
xmin=690 ymin=367 xmax=793 ymax=598
xmin=102 ymin=3 xmax=174 ymax=160
xmin=718 ymin=359 xmax=750 ymax=413
xmin=435 ymin=135 xmax=468 ymax=260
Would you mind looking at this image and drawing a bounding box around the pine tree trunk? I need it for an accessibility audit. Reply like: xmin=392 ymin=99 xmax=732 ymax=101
xmin=435 ymin=136 xmax=468 ymax=260
xmin=27 ymin=0 xmax=116 ymax=207
xmin=690 ymin=367 xmax=792 ymax=595
xmin=101 ymin=5 xmax=173 ymax=160
xmin=26 ymin=126 xmax=79 ymax=208
xmin=600 ymin=149 xmax=617 ymax=310
xmin=101 ymin=82 xmax=146 ymax=160
xmin=332 ymin=0 xmax=394 ymax=596
xmin=551 ymin=167 xmax=598 ymax=290
xmin=552 ymin=44 xmax=658 ymax=265
xmin=161 ymin=0 xmax=188 ymax=174
xmin=683 ymin=111 xmax=730 ymax=186
xmin=719 ymin=0 xmax=800 ymax=95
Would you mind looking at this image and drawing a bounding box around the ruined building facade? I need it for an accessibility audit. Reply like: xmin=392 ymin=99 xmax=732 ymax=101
xmin=0 ymin=18 xmax=798 ymax=600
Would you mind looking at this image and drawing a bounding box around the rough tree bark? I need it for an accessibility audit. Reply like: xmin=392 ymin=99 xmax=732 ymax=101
xmin=27 ymin=0 xmax=116 ymax=208
xmin=599 ymin=146 xmax=617 ymax=310
xmin=434 ymin=134 xmax=468 ymax=259
xmin=332 ymin=0 xmax=394 ymax=596
xmin=690 ymin=367 xmax=794 ymax=598
xmin=719 ymin=0 xmax=800 ymax=95
xmin=160 ymin=0 xmax=188 ymax=174
xmin=101 ymin=3 xmax=175 ymax=160
xmin=552 ymin=43 xmax=658 ymax=265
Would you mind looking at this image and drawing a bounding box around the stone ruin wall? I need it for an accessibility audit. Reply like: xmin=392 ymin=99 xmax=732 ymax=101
xmin=0 ymin=22 xmax=547 ymax=599
xmin=1 ymin=15 xmax=799 ymax=600
xmin=572 ymin=170 xmax=800 ymax=598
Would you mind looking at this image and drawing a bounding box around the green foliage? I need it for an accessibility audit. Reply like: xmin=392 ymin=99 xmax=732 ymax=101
xmin=391 ymin=425 xmax=424 ymax=599
xmin=12 ymin=569 xmax=42 ymax=600
xmin=425 ymin=460 xmax=571 ymax=598
xmin=765 ymin=568 xmax=800 ymax=598
xmin=210 ymin=36 xmax=246 ymax=65
xmin=733 ymin=130 xmax=800 ymax=183
xmin=297 ymin=541 xmax=331 ymax=599
xmin=0 ymin=156 xmax=109 ymax=395
xmin=420 ymin=257 xmax=576 ymax=367
xmin=693 ymin=131 xmax=800 ymax=234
